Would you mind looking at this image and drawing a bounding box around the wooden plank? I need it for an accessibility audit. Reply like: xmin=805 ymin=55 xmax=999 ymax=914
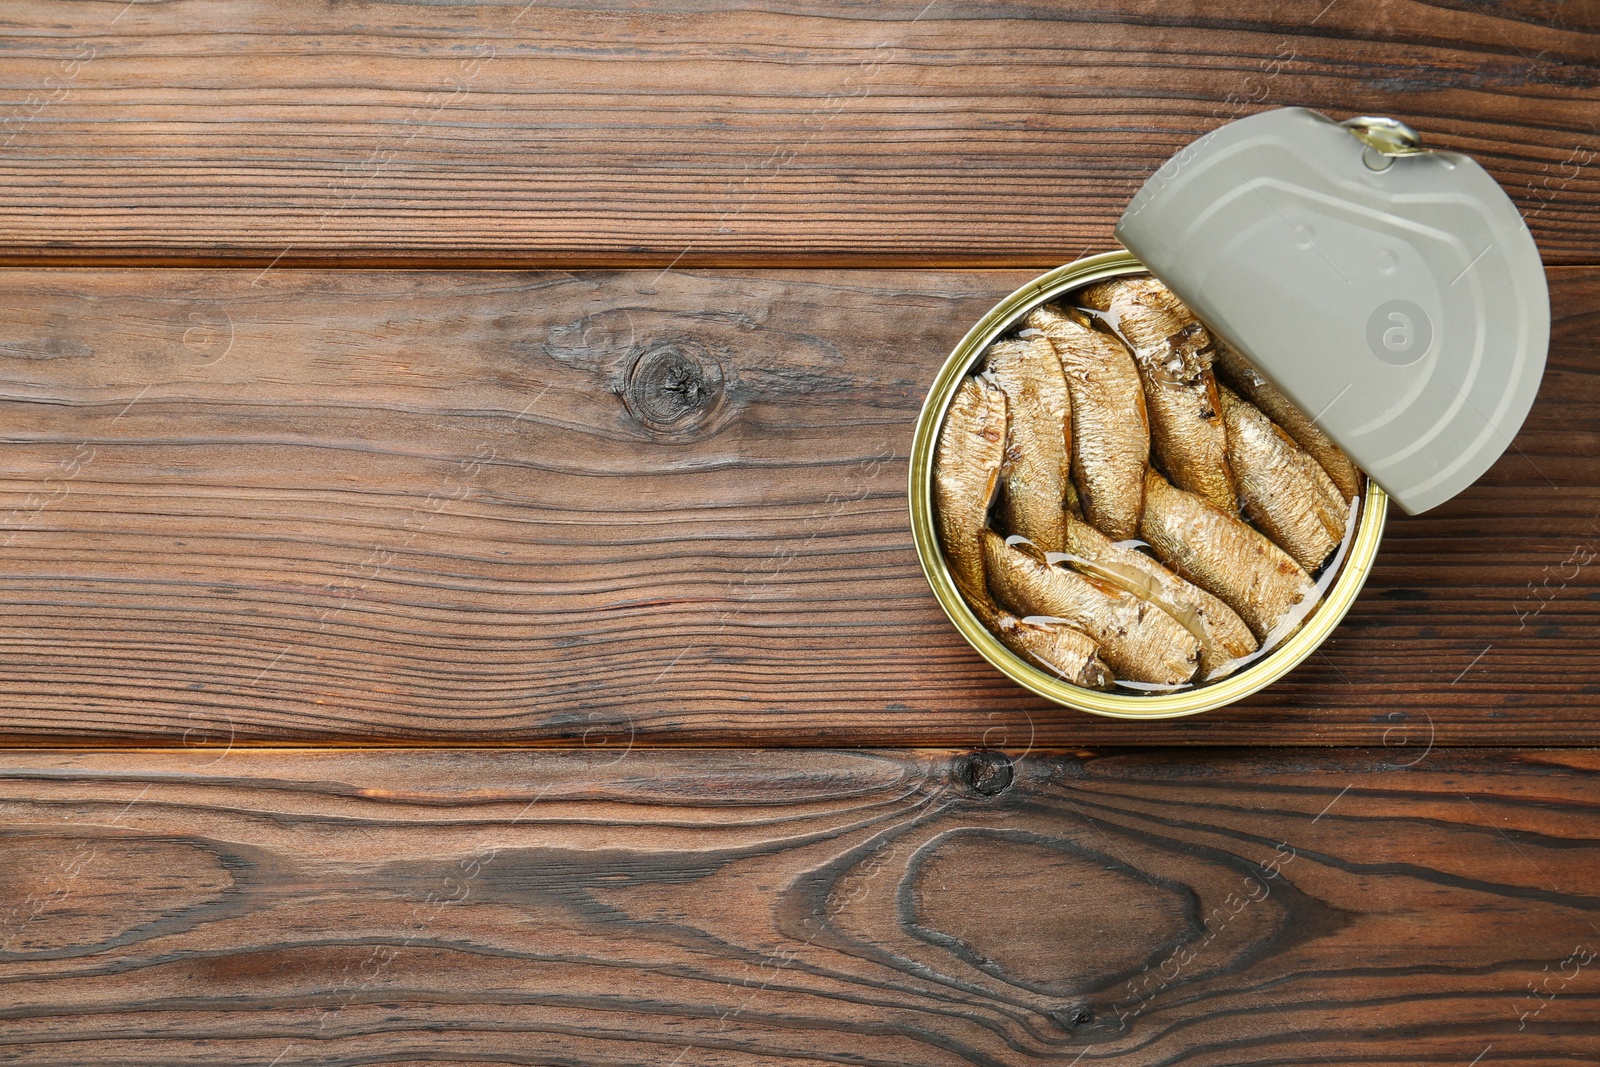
xmin=1 ymin=747 xmax=1596 ymax=1065
xmin=0 ymin=265 xmax=1596 ymax=747
xmin=0 ymin=0 xmax=1595 ymax=266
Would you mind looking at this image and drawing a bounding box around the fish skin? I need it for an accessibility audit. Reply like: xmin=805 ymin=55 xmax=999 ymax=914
xmin=1213 ymin=341 xmax=1363 ymax=501
xmin=984 ymin=335 xmax=1073 ymax=552
xmin=1025 ymin=304 xmax=1149 ymax=540
xmin=983 ymin=529 xmax=1199 ymax=685
xmin=1138 ymin=470 xmax=1315 ymax=642
xmin=1078 ymin=277 xmax=1236 ymax=512
xmin=1218 ymin=385 xmax=1349 ymax=573
xmin=1061 ymin=510 xmax=1257 ymax=680
xmin=934 ymin=375 xmax=1007 ymax=606
xmin=1079 ymin=276 xmax=1202 ymax=359
xmin=985 ymin=607 xmax=1114 ymax=690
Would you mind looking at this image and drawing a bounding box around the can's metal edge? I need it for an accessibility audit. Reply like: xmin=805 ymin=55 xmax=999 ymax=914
xmin=910 ymin=250 xmax=1390 ymax=718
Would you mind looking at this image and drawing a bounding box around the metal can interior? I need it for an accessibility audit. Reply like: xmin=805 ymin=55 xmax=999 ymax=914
xmin=909 ymin=249 xmax=1389 ymax=719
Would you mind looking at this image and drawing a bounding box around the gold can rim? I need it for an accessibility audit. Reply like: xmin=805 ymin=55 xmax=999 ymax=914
xmin=908 ymin=249 xmax=1389 ymax=719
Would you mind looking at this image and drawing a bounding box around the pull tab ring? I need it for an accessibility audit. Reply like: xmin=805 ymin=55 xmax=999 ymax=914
xmin=1341 ymin=116 xmax=1425 ymax=171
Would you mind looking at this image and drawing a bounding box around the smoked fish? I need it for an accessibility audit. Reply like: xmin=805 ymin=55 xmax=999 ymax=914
xmin=1139 ymin=470 xmax=1315 ymax=642
xmin=984 ymin=529 xmax=1199 ymax=685
xmin=984 ymin=607 xmax=1114 ymax=690
xmin=1061 ymin=510 xmax=1257 ymax=679
xmin=1213 ymin=340 xmax=1362 ymax=501
xmin=985 ymin=335 xmax=1072 ymax=552
xmin=1078 ymin=276 xmax=1236 ymax=512
xmin=934 ymin=375 xmax=1007 ymax=605
xmin=1218 ymin=385 xmax=1349 ymax=573
xmin=1025 ymin=304 xmax=1149 ymax=540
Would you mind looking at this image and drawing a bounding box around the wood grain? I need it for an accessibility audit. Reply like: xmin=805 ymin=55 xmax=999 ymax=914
xmin=1 ymin=747 xmax=1597 ymax=1065
xmin=0 ymin=0 xmax=1595 ymax=266
xmin=0 ymin=266 xmax=1595 ymax=747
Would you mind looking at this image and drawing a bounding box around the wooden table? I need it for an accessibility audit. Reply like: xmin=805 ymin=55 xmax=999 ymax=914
xmin=1 ymin=3 xmax=1596 ymax=1064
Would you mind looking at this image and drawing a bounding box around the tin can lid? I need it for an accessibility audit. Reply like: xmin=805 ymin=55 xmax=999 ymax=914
xmin=1114 ymin=106 xmax=1549 ymax=515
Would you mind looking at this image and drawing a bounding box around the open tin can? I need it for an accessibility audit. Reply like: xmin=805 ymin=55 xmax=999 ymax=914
xmin=910 ymin=108 xmax=1549 ymax=719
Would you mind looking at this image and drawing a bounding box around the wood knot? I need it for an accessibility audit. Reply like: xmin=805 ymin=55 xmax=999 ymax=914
xmin=621 ymin=340 xmax=726 ymax=435
xmin=956 ymin=751 xmax=1014 ymax=797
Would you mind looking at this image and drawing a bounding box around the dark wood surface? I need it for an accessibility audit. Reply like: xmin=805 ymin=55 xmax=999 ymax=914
xmin=0 ymin=265 xmax=1595 ymax=747
xmin=0 ymin=0 xmax=1596 ymax=267
xmin=3 ymin=4 xmax=1599 ymax=1065
xmin=2 ymin=747 xmax=1596 ymax=1066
